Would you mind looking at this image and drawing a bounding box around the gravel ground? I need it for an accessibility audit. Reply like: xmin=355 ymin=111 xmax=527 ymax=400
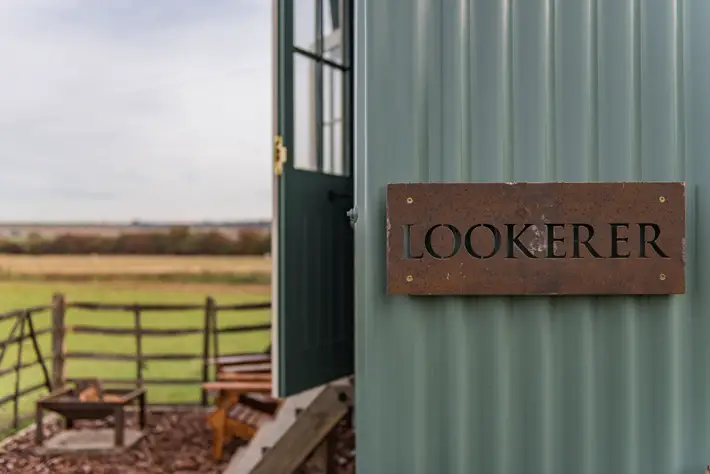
xmin=0 ymin=410 xmax=231 ymax=474
xmin=0 ymin=408 xmax=355 ymax=474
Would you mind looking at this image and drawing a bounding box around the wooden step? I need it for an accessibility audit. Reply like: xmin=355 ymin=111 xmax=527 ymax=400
xmin=212 ymin=354 xmax=271 ymax=366
xmin=228 ymin=404 xmax=273 ymax=429
xmin=238 ymin=394 xmax=281 ymax=416
xmin=217 ymin=372 xmax=272 ymax=382
xmin=219 ymin=362 xmax=272 ymax=374
xmin=223 ymin=377 xmax=353 ymax=474
xmin=202 ymin=381 xmax=272 ymax=393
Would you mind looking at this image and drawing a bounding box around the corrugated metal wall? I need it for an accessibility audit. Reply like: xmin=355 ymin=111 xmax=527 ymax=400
xmin=354 ymin=1 xmax=710 ymax=473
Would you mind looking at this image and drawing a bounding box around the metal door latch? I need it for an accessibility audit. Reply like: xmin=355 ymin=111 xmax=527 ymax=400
xmin=273 ymin=135 xmax=287 ymax=176
xmin=346 ymin=207 xmax=358 ymax=228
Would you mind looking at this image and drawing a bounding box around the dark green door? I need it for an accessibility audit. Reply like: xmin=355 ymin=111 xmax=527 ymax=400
xmin=272 ymin=0 xmax=354 ymax=397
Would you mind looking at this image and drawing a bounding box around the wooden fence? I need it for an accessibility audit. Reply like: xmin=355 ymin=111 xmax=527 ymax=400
xmin=0 ymin=293 xmax=271 ymax=434
xmin=0 ymin=304 xmax=54 ymax=434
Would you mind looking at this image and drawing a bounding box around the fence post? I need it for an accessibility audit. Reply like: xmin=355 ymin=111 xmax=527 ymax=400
xmin=51 ymin=293 xmax=66 ymax=390
xmin=26 ymin=312 xmax=52 ymax=391
xmin=134 ymin=307 xmax=143 ymax=388
xmin=201 ymin=297 xmax=215 ymax=406
xmin=13 ymin=313 xmax=26 ymax=430
xmin=210 ymin=297 xmax=219 ymax=379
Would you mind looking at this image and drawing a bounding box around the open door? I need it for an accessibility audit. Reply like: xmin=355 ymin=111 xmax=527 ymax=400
xmin=272 ymin=0 xmax=354 ymax=397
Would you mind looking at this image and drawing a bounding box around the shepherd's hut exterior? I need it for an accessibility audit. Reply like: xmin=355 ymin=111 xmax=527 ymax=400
xmin=271 ymin=1 xmax=710 ymax=473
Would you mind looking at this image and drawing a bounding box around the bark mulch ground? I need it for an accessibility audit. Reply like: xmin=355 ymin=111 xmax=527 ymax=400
xmin=0 ymin=409 xmax=230 ymax=474
xmin=309 ymin=409 xmax=356 ymax=474
xmin=0 ymin=408 xmax=355 ymax=474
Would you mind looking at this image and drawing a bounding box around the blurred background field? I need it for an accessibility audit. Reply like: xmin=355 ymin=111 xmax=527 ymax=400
xmin=0 ymin=255 xmax=272 ymax=432
xmin=0 ymin=254 xmax=271 ymax=285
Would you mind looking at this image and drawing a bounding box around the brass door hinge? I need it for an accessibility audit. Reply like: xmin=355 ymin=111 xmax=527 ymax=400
xmin=273 ymin=135 xmax=287 ymax=176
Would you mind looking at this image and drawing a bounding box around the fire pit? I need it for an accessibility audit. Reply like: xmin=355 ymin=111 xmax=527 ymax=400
xmin=35 ymin=379 xmax=147 ymax=455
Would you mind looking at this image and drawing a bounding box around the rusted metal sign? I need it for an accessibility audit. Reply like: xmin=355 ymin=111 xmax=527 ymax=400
xmin=386 ymin=182 xmax=685 ymax=296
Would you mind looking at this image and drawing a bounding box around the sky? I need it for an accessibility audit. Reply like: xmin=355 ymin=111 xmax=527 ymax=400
xmin=0 ymin=0 xmax=272 ymax=222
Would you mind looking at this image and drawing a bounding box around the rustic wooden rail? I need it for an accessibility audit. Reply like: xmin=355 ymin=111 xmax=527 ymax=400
xmin=0 ymin=293 xmax=271 ymax=435
xmin=0 ymin=305 xmax=54 ymax=434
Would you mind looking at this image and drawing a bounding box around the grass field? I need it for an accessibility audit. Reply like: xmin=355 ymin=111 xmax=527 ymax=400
xmin=0 ymin=254 xmax=272 ymax=284
xmin=0 ymin=255 xmax=272 ymax=433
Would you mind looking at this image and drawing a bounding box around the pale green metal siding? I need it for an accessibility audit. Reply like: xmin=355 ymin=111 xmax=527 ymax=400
xmin=354 ymin=1 xmax=710 ymax=473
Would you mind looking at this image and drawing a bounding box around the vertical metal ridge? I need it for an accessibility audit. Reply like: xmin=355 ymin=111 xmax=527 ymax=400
xmin=590 ymin=0 xmax=600 ymax=180
xmin=440 ymin=3 xmax=468 ymax=466
xmin=541 ymin=2 xmax=556 ymax=472
xmin=413 ymin=0 xmax=428 ymax=182
xmin=443 ymin=2 xmax=474 ymax=469
xmin=452 ymin=0 xmax=470 ymax=181
xmin=623 ymin=300 xmax=640 ymax=474
xmin=675 ymin=0 xmax=685 ymax=179
xmin=493 ymin=303 xmax=512 ymax=474
xmin=426 ymin=0 xmax=442 ymax=182
xmin=353 ymin=0 xmax=383 ymax=470
xmin=580 ymin=306 xmax=597 ymax=474
xmin=423 ymin=1 xmax=446 ymax=471
xmin=668 ymin=297 xmax=685 ymax=468
xmin=410 ymin=309 xmax=429 ymax=474
xmin=380 ymin=1 xmax=421 ymax=467
xmin=408 ymin=17 xmax=433 ymax=474
xmin=628 ymin=3 xmax=642 ymax=470
xmin=547 ymin=0 xmax=557 ymax=179
xmin=587 ymin=0 xmax=601 ymax=464
xmin=633 ymin=0 xmax=643 ymax=179
xmin=669 ymin=1 xmax=685 ymax=465
xmin=498 ymin=7 xmax=514 ymax=472
xmin=466 ymin=0 xmax=478 ymax=181
xmin=540 ymin=301 xmax=555 ymax=474
xmin=503 ymin=0 xmax=514 ymax=180
xmin=460 ymin=0 xmax=472 ymax=181
xmin=585 ymin=2 xmax=600 ymax=468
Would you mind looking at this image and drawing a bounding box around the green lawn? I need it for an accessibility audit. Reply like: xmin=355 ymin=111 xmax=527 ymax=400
xmin=0 ymin=282 xmax=271 ymax=432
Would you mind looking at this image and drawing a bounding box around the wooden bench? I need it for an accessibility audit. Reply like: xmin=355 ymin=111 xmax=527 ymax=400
xmin=204 ymin=384 xmax=280 ymax=460
xmin=203 ymin=349 xmax=280 ymax=460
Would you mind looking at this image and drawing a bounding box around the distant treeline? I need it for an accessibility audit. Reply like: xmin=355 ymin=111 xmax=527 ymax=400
xmin=0 ymin=227 xmax=270 ymax=256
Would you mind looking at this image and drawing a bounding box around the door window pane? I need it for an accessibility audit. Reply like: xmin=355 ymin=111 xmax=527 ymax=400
xmin=332 ymin=121 xmax=344 ymax=176
xmin=323 ymin=0 xmax=343 ymax=64
xmin=323 ymin=123 xmax=333 ymax=173
xmin=294 ymin=0 xmax=317 ymax=52
xmin=322 ymin=65 xmax=342 ymax=124
xmin=324 ymin=44 xmax=342 ymax=64
xmin=323 ymin=0 xmax=341 ymax=35
xmin=294 ymin=55 xmax=318 ymax=171
xmin=322 ymin=65 xmax=346 ymax=176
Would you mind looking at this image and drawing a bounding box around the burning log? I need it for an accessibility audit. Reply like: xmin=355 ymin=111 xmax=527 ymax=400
xmin=75 ymin=378 xmax=123 ymax=403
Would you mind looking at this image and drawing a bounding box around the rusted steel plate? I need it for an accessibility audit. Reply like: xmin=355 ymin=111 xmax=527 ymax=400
xmin=386 ymin=182 xmax=685 ymax=296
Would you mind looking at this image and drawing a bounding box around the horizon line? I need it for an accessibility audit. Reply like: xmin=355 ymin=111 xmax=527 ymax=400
xmin=0 ymin=219 xmax=272 ymax=227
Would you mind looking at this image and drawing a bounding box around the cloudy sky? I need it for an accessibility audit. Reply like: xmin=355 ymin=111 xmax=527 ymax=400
xmin=0 ymin=0 xmax=271 ymax=222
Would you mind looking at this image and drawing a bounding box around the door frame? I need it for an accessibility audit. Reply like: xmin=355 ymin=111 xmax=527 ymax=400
xmin=270 ymin=0 xmax=285 ymax=398
xmin=270 ymin=0 xmax=354 ymax=398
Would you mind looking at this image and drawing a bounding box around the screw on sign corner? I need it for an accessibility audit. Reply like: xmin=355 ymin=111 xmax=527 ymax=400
xmin=406 ymin=275 xmax=413 ymax=282
xmin=659 ymin=196 xmax=666 ymax=203
xmin=406 ymin=197 xmax=413 ymax=204
xmin=660 ymin=273 xmax=667 ymax=281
